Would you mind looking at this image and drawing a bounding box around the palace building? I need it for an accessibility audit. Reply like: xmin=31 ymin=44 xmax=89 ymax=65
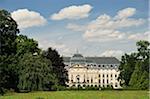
xmin=63 ymin=53 xmax=121 ymax=89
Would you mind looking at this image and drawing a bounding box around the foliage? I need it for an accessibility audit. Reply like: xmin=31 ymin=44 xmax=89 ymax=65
xmin=0 ymin=9 xmax=19 ymax=55
xmin=17 ymin=53 xmax=57 ymax=92
xmin=16 ymin=35 xmax=40 ymax=56
xmin=42 ymin=48 xmax=68 ymax=86
xmin=0 ymin=9 xmax=19 ymax=95
xmin=119 ymin=40 xmax=149 ymax=89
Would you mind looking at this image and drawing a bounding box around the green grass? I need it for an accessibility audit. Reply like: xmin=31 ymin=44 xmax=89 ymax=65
xmin=0 ymin=91 xmax=149 ymax=99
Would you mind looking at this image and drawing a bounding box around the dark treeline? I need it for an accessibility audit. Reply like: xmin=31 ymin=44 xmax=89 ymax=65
xmin=0 ymin=10 xmax=67 ymax=95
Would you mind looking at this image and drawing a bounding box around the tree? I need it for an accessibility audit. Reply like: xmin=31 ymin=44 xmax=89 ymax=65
xmin=118 ymin=53 xmax=137 ymax=86
xmin=16 ymin=35 xmax=40 ymax=56
xmin=17 ymin=53 xmax=57 ymax=91
xmin=136 ymin=40 xmax=150 ymax=60
xmin=119 ymin=40 xmax=149 ymax=89
xmin=42 ymin=48 xmax=68 ymax=86
xmin=0 ymin=10 xmax=19 ymax=55
xmin=0 ymin=9 xmax=19 ymax=94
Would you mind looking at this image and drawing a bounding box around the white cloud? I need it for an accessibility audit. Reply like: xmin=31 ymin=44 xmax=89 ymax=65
xmin=101 ymin=50 xmax=124 ymax=59
xmin=11 ymin=9 xmax=47 ymax=29
xmin=67 ymin=8 xmax=145 ymax=42
xmin=50 ymin=4 xmax=92 ymax=20
xmin=128 ymin=31 xmax=150 ymax=41
xmin=83 ymin=29 xmax=125 ymax=42
xmin=38 ymin=39 xmax=72 ymax=56
xmin=66 ymin=23 xmax=86 ymax=31
xmin=115 ymin=8 xmax=136 ymax=19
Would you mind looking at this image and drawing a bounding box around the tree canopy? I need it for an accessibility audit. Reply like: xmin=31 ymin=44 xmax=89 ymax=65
xmin=119 ymin=40 xmax=149 ymax=89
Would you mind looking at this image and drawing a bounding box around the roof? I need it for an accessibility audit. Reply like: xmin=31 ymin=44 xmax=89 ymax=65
xmin=63 ymin=56 xmax=120 ymax=64
xmin=72 ymin=54 xmax=83 ymax=58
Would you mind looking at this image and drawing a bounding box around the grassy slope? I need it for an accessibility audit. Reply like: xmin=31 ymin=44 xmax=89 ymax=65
xmin=0 ymin=91 xmax=149 ymax=99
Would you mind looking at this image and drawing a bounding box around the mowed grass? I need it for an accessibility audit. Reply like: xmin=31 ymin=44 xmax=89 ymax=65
xmin=0 ymin=90 xmax=149 ymax=99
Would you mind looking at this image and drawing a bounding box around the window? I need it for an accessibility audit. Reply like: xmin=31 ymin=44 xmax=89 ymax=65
xmin=98 ymin=65 xmax=101 ymax=67
xmin=103 ymin=79 xmax=105 ymax=83
xmin=91 ymin=78 xmax=93 ymax=83
xmin=107 ymin=74 xmax=108 ymax=77
xmin=111 ymin=65 xmax=113 ymax=67
xmin=115 ymin=74 xmax=117 ymax=78
xmin=83 ymin=84 xmax=86 ymax=87
xmin=103 ymin=74 xmax=105 ymax=77
xmin=94 ymin=64 xmax=96 ymax=66
xmin=107 ymin=79 xmax=109 ymax=84
xmin=115 ymin=83 xmax=118 ymax=87
xmin=103 ymin=65 xmax=105 ymax=67
xmin=87 ymin=80 xmax=89 ymax=83
xmin=111 ymin=74 xmax=112 ymax=78
xmin=99 ymin=74 xmax=101 ymax=77
xmin=99 ymin=79 xmax=101 ymax=83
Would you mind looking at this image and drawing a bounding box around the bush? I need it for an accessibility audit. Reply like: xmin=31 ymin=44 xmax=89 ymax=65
xmin=51 ymin=85 xmax=66 ymax=91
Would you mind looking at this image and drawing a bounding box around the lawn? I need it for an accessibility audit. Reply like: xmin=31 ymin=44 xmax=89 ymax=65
xmin=0 ymin=91 xmax=149 ymax=99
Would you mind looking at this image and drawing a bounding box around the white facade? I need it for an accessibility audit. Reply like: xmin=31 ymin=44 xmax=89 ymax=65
xmin=64 ymin=53 xmax=121 ymax=89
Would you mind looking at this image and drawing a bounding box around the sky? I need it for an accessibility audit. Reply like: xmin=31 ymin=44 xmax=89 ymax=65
xmin=0 ymin=0 xmax=149 ymax=59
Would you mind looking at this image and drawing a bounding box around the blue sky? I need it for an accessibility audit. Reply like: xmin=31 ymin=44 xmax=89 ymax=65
xmin=0 ymin=0 xmax=149 ymax=59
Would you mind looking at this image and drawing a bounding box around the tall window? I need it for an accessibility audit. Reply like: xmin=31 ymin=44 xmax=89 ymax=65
xmin=107 ymin=79 xmax=109 ymax=84
xmin=76 ymin=75 xmax=80 ymax=83
xmin=91 ymin=78 xmax=93 ymax=83
xmin=103 ymin=79 xmax=105 ymax=83
xmin=111 ymin=74 xmax=112 ymax=78
xmin=99 ymin=79 xmax=101 ymax=83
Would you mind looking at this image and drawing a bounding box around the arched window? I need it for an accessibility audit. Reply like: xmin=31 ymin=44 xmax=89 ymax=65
xmin=99 ymin=74 xmax=101 ymax=78
xmin=99 ymin=79 xmax=101 ymax=83
xmin=91 ymin=78 xmax=93 ymax=83
xmin=76 ymin=75 xmax=80 ymax=83
xmin=103 ymin=74 xmax=105 ymax=78
xmin=111 ymin=74 xmax=113 ymax=78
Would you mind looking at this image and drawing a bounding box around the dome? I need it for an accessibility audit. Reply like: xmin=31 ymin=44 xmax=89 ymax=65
xmin=72 ymin=54 xmax=83 ymax=58
xmin=70 ymin=53 xmax=85 ymax=64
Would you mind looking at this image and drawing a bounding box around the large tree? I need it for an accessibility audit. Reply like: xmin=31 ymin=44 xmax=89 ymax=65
xmin=119 ymin=40 xmax=149 ymax=89
xmin=42 ymin=48 xmax=68 ymax=86
xmin=0 ymin=9 xmax=19 ymax=94
xmin=0 ymin=10 xmax=19 ymax=55
xmin=17 ymin=53 xmax=57 ymax=91
xmin=16 ymin=35 xmax=40 ymax=56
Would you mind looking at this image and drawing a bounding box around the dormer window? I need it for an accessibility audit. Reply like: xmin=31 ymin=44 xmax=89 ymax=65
xmin=98 ymin=65 xmax=101 ymax=67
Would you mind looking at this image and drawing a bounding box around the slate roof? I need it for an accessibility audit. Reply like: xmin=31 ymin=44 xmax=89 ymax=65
xmin=63 ymin=56 xmax=120 ymax=64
